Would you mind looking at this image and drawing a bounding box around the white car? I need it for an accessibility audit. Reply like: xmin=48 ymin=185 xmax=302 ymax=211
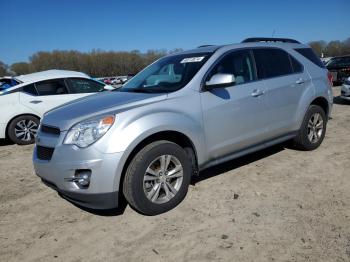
xmin=111 ymin=76 xmax=129 ymax=85
xmin=0 ymin=70 xmax=112 ymax=145
xmin=341 ymin=77 xmax=350 ymax=101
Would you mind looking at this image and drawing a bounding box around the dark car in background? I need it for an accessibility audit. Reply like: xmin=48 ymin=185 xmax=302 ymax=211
xmin=326 ymin=55 xmax=350 ymax=85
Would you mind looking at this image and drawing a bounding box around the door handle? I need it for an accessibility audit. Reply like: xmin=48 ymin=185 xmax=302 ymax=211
xmin=30 ymin=100 xmax=42 ymax=104
xmin=251 ymin=89 xmax=265 ymax=97
xmin=295 ymin=78 xmax=305 ymax=85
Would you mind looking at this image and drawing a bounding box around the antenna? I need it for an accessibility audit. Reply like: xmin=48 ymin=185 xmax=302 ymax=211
xmin=271 ymin=29 xmax=276 ymax=37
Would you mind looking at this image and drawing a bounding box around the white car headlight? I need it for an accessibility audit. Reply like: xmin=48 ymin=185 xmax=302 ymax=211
xmin=64 ymin=115 xmax=115 ymax=148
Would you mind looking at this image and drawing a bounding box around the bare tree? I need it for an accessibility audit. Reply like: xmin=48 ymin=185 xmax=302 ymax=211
xmin=309 ymin=37 xmax=350 ymax=57
xmin=10 ymin=62 xmax=32 ymax=75
xmin=308 ymin=41 xmax=327 ymax=56
xmin=24 ymin=49 xmax=168 ymax=77
xmin=0 ymin=61 xmax=9 ymax=76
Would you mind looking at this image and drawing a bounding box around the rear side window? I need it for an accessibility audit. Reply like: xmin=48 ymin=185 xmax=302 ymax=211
xmin=290 ymin=55 xmax=303 ymax=73
xmin=66 ymin=78 xmax=105 ymax=93
xmin=253 ymin=48 xmax=293 ymax=79
xmin=294 ymin=48 xmax=325 ymax=68
xmin=22 ymin=84 xmax=38 ymax=96
xmin=35 ymin=79 xmax=68 ymax=96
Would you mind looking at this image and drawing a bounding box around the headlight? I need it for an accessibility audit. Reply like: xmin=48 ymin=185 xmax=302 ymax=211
xmin=63 ymin=115 xmax=115 ymax=148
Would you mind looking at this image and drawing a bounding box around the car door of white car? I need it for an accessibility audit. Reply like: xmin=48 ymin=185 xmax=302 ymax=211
xmin=19 ymin=78 xmax=98 ymax=117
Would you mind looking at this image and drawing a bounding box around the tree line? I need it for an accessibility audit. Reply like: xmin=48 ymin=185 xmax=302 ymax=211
xmin=307 ymin=37 xmax=350 ymax=57
xmin=1 ymin=37 xmax=349 ymax=77
xmin=0 ymin=49 xmax=181 ymax=77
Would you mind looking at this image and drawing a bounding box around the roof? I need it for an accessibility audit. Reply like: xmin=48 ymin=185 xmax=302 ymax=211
xmin=175 ymin=45 xmax=223 ymax=55
xmin=15 ymin=70 xmax=89 ymax=83
xmin=329 ymin=54 xmax=350 ymax=58
xmin=0 ymin=76 xmax=13 ymax=80
xmin=173 ymin=38 xmax=307 ymax=57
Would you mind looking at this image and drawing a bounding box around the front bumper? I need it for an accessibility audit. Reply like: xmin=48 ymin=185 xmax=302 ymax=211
xmin=33 ymin=134 xmax=124 ymax=209
xmin=0 ymin=123 xmax=6 ymax=139
xmin=41 ymin=178 xmax=118 ymax=209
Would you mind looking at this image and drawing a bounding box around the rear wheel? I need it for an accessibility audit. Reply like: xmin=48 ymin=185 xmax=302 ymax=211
xmin=293 ymin=105 xmax=326 ymax=150
xmin=8 ymin=115 xmax=40 ymax=145
xmin=123 ymin=140 xmax=192 ymax=215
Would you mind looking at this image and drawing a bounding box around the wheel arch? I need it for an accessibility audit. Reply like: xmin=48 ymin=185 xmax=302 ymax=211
xmin=117 ymin=130 xmax=199 ymax=193
xmin=310 ymin=96 xmax=329 ymax=118
xmin=5 ymin=113 xmax=40 ymax=139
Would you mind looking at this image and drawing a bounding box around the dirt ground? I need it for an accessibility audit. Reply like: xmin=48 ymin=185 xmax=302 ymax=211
xmin=0 ymin=87 xmax=349 ymax=262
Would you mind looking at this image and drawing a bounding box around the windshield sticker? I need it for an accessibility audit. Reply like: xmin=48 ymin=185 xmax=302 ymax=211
xmin=180 ymin=56 xmax=205 ymax=63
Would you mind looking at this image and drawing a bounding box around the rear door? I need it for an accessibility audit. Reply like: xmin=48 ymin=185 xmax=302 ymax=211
xmin=252 ymin=48 xmax=310 ymax=137
xmin=65 ymin=77 xmax=106 ymax=94
xmin=19 ymin=78 xmax=91 ymax=116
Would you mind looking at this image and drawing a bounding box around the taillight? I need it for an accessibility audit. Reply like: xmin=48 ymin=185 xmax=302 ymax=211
xmin=327 ymin=71 xmax=333 ymax=87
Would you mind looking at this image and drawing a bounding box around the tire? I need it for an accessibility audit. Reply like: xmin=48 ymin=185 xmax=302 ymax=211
xmin=293 ymin=105 xmax=327 ymax=151
xmin=123 ymin=140 xmax=192 ymax=215
xmin=8 ymin=115 xmax=40 ymax=145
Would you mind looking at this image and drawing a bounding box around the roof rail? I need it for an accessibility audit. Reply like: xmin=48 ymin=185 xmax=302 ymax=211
xmin=197 ymin=45 xmax=214 ymax=48
xmin=242 ymin=37 xmax=300 ymax=44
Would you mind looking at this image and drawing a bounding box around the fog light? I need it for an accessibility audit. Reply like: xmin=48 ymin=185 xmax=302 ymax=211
xmin=74 ymin=170 xmax=91 ymax=187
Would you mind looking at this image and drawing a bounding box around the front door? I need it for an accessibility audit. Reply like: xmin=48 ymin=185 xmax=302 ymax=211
xmin=200 ymin=49 xmax=269 ymax=160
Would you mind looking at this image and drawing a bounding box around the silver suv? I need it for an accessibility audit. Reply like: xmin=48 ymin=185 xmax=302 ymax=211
xmin=33 ymin=38 xmax=333 ymax=215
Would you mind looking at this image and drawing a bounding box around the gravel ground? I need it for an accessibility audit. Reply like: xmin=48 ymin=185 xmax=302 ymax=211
xmin=0 ymin=87 xmax=349 ymax=262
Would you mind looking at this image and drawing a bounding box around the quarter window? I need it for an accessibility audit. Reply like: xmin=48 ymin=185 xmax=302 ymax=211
xmin=207 ymin=50 xmax=256 ymax=85
xmin=295 ymin=48 xmax=325 ymax=68
xmin=22 ymin=84 xmax=38 ymax=96
xmin=253 ymin=48 xmax=293 ymax=79
xmin=65 ymin=78 xmax=105 ymax=93
xmin=35 ymin=79 xmax=68 ymax=96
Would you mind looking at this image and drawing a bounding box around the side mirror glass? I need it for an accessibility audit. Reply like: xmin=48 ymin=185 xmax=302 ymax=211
xmin=205 ymin=73 xmax=235 ymax=89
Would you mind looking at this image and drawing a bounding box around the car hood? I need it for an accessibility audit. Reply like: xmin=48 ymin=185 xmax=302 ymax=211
xmin=42 ymin=91 xmax=167 ymax=131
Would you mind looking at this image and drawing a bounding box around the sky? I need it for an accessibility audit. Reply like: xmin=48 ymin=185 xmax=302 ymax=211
xmin=0 ymin=0 xmax=349 ymax=65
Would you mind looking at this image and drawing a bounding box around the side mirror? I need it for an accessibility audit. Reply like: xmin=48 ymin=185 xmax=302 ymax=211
xmin=104 ymin=85 xmax=115 ymax=90
xmin=205 ymin=73 xmax=235 ymax=89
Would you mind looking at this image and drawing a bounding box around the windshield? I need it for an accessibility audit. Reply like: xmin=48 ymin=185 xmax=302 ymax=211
xmin=326 ymin=57 xmax=350 ymax=67
xmin=119 ymin=52 xmax=212 ymax=93
xmin=0 ymin=78 xmax=19 ymax=90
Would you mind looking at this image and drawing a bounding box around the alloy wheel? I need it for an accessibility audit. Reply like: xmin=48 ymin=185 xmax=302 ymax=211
xmin=14 ymin=119 xmax=38 ymax=142
xmin=143 ymin=155 xmax=183 ymax=204
xmin=307 ymin=113 xmax=324 ymax=143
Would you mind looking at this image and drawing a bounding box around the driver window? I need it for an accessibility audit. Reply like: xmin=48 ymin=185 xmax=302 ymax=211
xmin=208 ymin=50 xmax=256 ymax=85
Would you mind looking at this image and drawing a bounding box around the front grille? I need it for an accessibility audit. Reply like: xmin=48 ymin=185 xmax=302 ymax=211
xmin=37 ymin=146 xmax=54 ymax=161
xmin=41 ymin=125 xmax=60 ymax=135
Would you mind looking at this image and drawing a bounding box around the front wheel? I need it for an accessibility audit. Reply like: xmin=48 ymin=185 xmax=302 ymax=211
xmin=8 ymin=115 xmax=40 ymax=145
xmin=293 ymin=105 xmax=327 ymax=151
xmin=123 ymin=141 xmax=192 ymax=215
